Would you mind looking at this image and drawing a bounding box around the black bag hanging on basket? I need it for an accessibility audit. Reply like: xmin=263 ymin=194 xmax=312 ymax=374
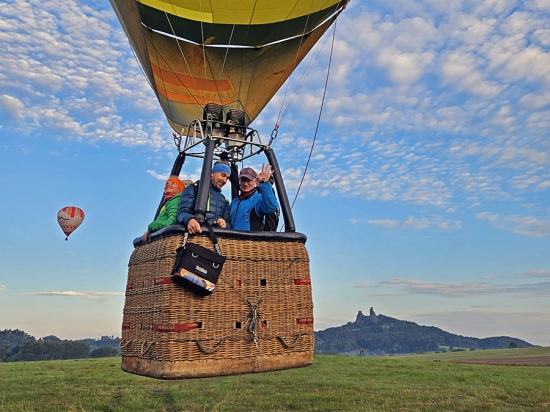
xmin=171 ymin=221 xmax=226 ymax=295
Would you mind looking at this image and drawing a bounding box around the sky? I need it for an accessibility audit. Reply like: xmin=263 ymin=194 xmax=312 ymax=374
xmin=1 ymin=0 xmax=549 ymax=347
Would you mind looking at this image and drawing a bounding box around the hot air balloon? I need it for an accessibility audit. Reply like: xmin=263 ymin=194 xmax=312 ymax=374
xmin=57 ymin=206 xmax=85 ymax=240
xmin=111 ymin=0 xmax=349 ymax=379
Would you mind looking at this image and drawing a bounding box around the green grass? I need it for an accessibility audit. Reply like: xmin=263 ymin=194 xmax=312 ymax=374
xmin=0 ymin=348 xmax=549 ymax=411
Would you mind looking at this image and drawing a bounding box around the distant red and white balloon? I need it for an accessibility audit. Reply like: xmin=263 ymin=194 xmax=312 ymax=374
xmin=57 ymin=206 xmax=85 ymax=240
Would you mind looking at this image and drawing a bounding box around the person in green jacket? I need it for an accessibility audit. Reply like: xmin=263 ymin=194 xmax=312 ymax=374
xmin=142 ymin=176 xmax=184 ymax=242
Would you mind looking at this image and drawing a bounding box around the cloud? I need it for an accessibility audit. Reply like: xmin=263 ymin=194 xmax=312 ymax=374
xmin=0 ymin=94 xmax=26 ymax=120
xmin=0 ymin=0 xmax=172 ymax=148
xmin=521 ymin=270 xmax=550 ymax=278
xmin=366 ymin=216 xmax=461 ymax=230
xmin=476 ymin=212 xmax=550 ymax=237
xmin=25 ymin=291 xmax=124 ymax=302
xmin=146 ymin=170 xmax=170 ymax=181
xmin=2 ymin=0 xmax=549 ymax=224
xmin=0 ymin=285 xmax=5 ymax=291
xmin=377 ymin=48 xmax=436 ymax=84
xmin=361 ymin=277 xmax=550 ymax=298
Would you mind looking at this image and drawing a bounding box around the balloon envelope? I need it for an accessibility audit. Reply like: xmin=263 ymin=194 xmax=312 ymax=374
xmin=57 ymin=206 xmax=85 ymax=240
xmin=109 ymin=0 xmax=348 ymax=133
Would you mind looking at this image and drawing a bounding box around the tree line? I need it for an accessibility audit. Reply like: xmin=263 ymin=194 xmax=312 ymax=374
xmin=0 ymin=329 xmax=120 ymax=362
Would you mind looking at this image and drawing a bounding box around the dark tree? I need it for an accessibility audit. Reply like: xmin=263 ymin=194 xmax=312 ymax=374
xmin=0 ymin=344 xmax=10 ymax=362
xmin=90 ymin=346 xmax=119 ymax=358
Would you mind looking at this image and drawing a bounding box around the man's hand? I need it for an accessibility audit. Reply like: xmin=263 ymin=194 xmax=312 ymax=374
xmin=142 ymin=231 xmax=149 ymax=242
xmin=187 ymin=219 xmax=202 ymax=234
xmin=214 ymin=218 xmax=226 ymax=228
xmin=257 ymin=164 xmax=273 ymax=184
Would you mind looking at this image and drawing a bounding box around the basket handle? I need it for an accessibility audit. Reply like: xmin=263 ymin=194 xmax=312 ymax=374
xmin=195 ymin=338 xmax=225 ymax=354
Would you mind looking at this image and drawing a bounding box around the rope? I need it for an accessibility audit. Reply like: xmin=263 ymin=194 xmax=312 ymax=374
xmin=140 ymin=340 xmax=155 ymax=356
xmin=181 ymin=261 xmax=297 ymax=355
xmin=119 ymin=339 xmax=132 ymax=349
xmin=290 ymin=20 xmax=338 ymax=210
xmin=276 ymin=334 xmax=306 ymax=349
xmin=196 ymin=339 xmax=225 ymax=354
xmin=246 ymin=300 xmax=262 ymax=349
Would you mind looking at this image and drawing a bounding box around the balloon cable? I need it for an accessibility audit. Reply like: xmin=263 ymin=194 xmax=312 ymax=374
xmin=290 ymin=20 xmax=338 ymax=211
xmin=273 ymin=3 xmax=315 ymax=133
xmin=273 ymin=1 xmax=347 ymax=135
xmin=165 ymin=12 xmax=202 ymax=105
xmin=277 ymin=27 xmax=333 ymax=130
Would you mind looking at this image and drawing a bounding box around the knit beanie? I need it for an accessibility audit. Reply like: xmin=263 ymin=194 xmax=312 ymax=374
xmin=167 ymin=177 xmax=184 ymax=192
xmin=211 ymin=162 xmax=231 ymax=175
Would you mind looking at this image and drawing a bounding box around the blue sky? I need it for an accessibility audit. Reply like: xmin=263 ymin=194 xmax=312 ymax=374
xmin=1 ymin=0 xmax=549 ymax=346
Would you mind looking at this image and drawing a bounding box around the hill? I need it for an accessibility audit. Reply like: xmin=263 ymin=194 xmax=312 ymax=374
xmin=314 ymin=308 xmax=535 ymax=355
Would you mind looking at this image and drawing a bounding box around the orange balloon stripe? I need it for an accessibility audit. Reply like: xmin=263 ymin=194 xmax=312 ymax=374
xmin=61 ymin=206 xmax=84 ymax=218
xmin=155 ymin=84 xmax=234 ymax=105
xmin=151 ymin=62 xmax=232 ymax=92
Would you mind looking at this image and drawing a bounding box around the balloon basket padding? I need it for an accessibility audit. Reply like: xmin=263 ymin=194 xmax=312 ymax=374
xmin=120 ymin=226 xmax=314 ymax=379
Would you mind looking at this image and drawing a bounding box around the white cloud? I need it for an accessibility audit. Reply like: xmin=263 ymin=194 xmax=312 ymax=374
xmin=477 ymin=212 xmax=550 ymax=237
xmin=0 ymin=94 xmax=25 ymax=119
xmin=0 ymin=0 xmax=170 ymax=147
xmin=368 ymin=216 xmax=461 ymax=230
xmin=366 ymin=277 xmax=550 ymax=298
xmin=2 ymin=0 xmax=549 ymax=226
xmin=25 ymin=290 xmax=124 ymax=302
xmin=521 ymin=270 xmax=550 ymax=278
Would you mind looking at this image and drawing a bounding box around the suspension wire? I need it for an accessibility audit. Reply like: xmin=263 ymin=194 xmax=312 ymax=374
xmin=236 ymin=1 xmax=258 ymax=119
xmin=128 ymin=42 xmax=154 ymax=91
xmin=164 ymin=11 xmax=202 ymax=104
xmin=145 ymin=29 xmax=202 ymax=107
xmin=220 ymin=0 xmax=243 ymax=79
xmin=273 ymin=3 xmax=315 ymax=134
xmin=143 ymin=32 xmax=177 ymax=123
xmin=197 ymin=0 xmax=223 ymax=107
xmin=218 ymin=2 xmax=243 ymax=112
xmin=273 ymin=1 xmax=347 ymax=135
xmin=290 ymin=19 xmax=338 ymax=210
xmin=278 ymin=27 xmax=333 ymax=125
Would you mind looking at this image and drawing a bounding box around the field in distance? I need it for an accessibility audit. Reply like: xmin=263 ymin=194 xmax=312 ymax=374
xmin=0 ymin=347 xmax=549 ymax=411
xmin=397 ymin=346 xmax=550 ymax=366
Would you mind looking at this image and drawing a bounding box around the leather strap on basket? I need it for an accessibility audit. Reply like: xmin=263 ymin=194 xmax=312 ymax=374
xmin=181 ymin=221 xmax=223 ymax=255
xmin=203 ymin=220 xmax=223 ymax=255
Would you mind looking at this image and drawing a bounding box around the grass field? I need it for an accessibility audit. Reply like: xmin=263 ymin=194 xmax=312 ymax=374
xmin=0 ymin=347 xmax=549 ymax=411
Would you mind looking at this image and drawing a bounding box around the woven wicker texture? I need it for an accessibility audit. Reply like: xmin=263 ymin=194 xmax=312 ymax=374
xmin=121 ymin=233 xmax=313 ymax=378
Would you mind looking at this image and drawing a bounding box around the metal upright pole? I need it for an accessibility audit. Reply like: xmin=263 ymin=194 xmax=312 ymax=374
xmin=230 ymin=163 xmax=239 ymax=200
xmin=194 ymin=138 xmax=216 ymax=222
xmin=264 ymin=148 xmax=295 ymax=232
xmin=170 ymin=152 xmax=186 ymax=176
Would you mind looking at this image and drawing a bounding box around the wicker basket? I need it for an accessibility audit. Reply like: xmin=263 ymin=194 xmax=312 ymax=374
xmin=120 ymin=227 xmax=313 ymax=378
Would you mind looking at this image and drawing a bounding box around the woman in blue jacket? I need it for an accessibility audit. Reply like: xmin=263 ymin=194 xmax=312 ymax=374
xmin=229 ymin=165 xmax=279 ymax=231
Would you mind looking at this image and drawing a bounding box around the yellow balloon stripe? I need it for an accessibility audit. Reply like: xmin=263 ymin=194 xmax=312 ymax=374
xmin=137 ymin=0 xmax=343 ymax=25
